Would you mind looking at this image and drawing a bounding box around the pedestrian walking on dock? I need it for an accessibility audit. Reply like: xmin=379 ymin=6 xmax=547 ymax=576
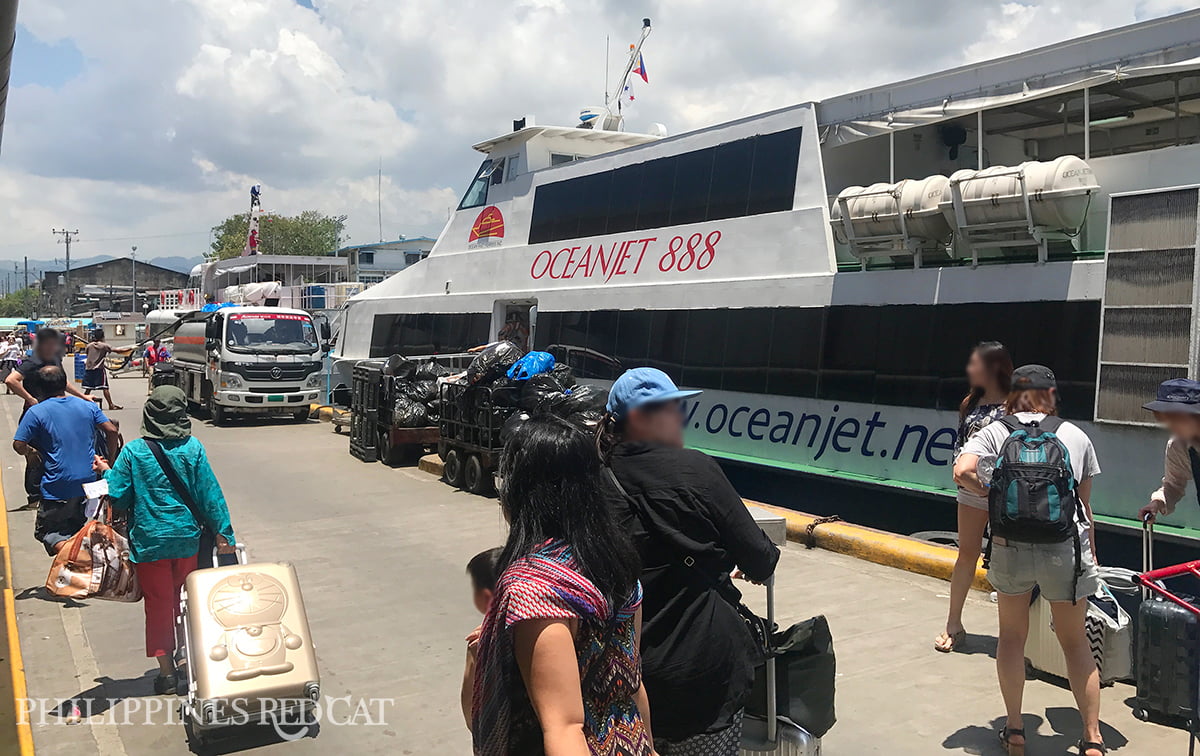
xmin=936 ymin=341 xmax=1012 ymax=653
xmin=6 ymin=329 xmax=91 ymax=509
xmin=82 ymin=330 xmax=123 ymax=411
xmin=471 ymin=415 xmax=653 ymax=756
xmin=1139 ymin=378 xmax=1200 ymax=523
xmin=598 ymin=367 xmax=779 ymax=756
xmin=12 ymin=365 xmax=119 ymax=554
xmin=94 ymin=385 xmax=237 ymax=695
xmin=954 ymin=365 xmax=1105 ymax=756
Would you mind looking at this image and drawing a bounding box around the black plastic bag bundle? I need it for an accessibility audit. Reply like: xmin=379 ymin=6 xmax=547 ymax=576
xmin=384 ymin=354 xmax=416 ymax=379
xmin=393 ymin=395 xmax=430 ymax=428
xmin=550 ymin=363 xmax=577 ymax=389
xmin=566 ymin=409 xmax=605 ymax=431
xmin=501 ymin=412 xmax=532 ymax=444
xmin=467 ymin=341 xmax=524 ymax=386
xmin=520 ymin=373 xmax=568 ymax=413
xmin=560 ymin=385 xmax=609 ymax=416
xmin=414 ymin=360 xmax=452 ymax=381
xmin=490 ymin=377 xmax=523 ymax=407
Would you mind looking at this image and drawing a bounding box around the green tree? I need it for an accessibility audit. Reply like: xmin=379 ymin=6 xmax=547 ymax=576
xmin=0 ymin=287 xmax=40 ymax=318
xmin=209 ymin=210 xmax=347 ymax=260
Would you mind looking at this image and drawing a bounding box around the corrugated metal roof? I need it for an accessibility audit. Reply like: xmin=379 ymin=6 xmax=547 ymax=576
xmin=817 ymin=8 xmax=1200 ymax=127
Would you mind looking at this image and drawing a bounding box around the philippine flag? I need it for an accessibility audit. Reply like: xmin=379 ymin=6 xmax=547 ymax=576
xmin=633 ymin=53 xmax=648 ymax=83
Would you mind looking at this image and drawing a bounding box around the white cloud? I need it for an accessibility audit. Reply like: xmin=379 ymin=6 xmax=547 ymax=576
xmin=0 ymin=0 xmax=1191 ymax=266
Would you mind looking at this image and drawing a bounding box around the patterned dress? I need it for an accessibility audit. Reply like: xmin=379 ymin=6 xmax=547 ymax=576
xmin=955 ymin=402 xmax=1006 ymax=509
xmin=472 ymin=540 xmax=651 ymax=756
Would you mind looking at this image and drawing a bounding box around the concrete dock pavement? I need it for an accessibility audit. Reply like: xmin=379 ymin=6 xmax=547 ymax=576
xmin=0 ymin=372 xmax=1191 ymax=754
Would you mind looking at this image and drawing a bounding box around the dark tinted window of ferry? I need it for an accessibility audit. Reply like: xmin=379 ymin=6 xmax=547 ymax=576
xmin=636 ymin=157 xmax=675 ymax=230
xmin=606 ymin=164 xmax=644 ymax=234
xmin=670 ymin=149 xmax=715 ymax=226
xmin=532 ymin=302 xmax=1100 ymax=420
xmin=370 ymin=313 xmax=490 ymax=357
xmin=527 ymin=127 xmax=802 ymax=245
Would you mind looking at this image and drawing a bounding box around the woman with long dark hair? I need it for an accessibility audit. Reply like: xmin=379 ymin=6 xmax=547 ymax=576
xmin=935 ymin=341 xmax=1013 ymax=653
xmin=470 ymin=414 xmax=654 ymax=756
xmin=597 ymin=368 xmax=779 ymax=755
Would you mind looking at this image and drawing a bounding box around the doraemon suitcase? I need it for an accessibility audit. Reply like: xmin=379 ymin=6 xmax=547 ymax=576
xmin=178 ymin=546 xmax=321 ymax=744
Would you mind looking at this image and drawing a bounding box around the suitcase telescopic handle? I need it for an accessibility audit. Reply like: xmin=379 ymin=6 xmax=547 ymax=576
xmin=213 ymin=543 xmax=248 ymax=567
xmin=764 ymin=574 xmax=777 ymax=743
xmin=1142 ymin=514 xmax=1154 ymax=599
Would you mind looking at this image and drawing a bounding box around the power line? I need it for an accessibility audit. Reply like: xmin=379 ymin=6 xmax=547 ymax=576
xmin=0 ymin=229 xmax=210 ymax=250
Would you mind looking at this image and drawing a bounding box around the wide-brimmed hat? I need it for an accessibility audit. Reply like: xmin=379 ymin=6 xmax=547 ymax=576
xmin=1143 ymin=378 xmax=1200 ymax=415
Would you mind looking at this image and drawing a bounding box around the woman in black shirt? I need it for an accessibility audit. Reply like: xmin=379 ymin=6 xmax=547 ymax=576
xmin=599 ymin=367 xmax=780 ymax=755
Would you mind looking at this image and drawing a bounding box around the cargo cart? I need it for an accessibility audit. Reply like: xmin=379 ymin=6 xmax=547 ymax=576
xmin=438 ymin=381 xmax=516 ymax=495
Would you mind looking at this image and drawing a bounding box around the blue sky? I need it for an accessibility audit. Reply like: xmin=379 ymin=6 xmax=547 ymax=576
xmin=10 ymin=25 xmax=84 ymax=89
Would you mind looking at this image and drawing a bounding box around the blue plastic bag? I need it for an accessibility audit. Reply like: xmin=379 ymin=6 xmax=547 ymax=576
xmin=506 ymin=351 xmax=556 ymax=381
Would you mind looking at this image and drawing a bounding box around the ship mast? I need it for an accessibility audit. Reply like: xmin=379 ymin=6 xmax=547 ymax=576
xmin=606 ymin=18 xmax=652 ymax=117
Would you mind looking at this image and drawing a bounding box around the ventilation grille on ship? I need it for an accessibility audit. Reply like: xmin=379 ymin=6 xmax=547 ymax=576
xmin=1096 ymin=188 xmax=1199 ymax=424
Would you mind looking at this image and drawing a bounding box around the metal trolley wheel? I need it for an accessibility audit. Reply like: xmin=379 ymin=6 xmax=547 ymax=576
xmin=464 ymin=455 xmax=492 ymax=496
xmin=444 ymin=449 xmax=464 ymax=488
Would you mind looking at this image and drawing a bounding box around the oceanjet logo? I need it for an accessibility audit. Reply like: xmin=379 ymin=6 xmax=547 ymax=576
xmin=19 ymin=696 xmax=395 ymax=739
xmin=682 ymin=398 xmax=958 ymax=467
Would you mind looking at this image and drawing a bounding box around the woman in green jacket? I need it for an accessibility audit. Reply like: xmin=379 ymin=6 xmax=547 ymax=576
xmin=94 ymin=385 xmax=236 ymax=694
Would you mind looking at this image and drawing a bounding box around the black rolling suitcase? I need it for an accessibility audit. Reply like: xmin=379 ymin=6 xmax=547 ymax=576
xmin=1133 ymin=518 xmax=1200 ymax=731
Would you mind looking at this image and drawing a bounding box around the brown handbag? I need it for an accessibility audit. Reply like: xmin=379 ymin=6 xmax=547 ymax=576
xmin=45 ymin=498 xmax=142 ymax=602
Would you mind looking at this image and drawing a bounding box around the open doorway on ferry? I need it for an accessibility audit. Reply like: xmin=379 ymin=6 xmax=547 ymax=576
xmin=493 ymin=300 xmax=535 ymax=352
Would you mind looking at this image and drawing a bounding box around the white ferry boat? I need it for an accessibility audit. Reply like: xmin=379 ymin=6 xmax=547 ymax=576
xmin=337 ymin=11 xmax=1200 ymax=542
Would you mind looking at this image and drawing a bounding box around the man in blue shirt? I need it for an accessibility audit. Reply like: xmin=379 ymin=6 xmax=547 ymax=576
xmin=13 ymin=366 xmax=120 ymax=555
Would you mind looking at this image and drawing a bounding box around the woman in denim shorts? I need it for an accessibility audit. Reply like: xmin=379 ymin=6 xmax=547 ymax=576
xmin=954 ymin=364 xmax=1104 ymax=756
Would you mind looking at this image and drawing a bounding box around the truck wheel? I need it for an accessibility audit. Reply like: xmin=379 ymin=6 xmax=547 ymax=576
xmin=293 ymin=408 xmax=310 ymax=422
xmin=465 ymin=455 xmax=492 ymax=496
xmin=210 ymin=401 xmax=227 ymax=426
xmin=443 ymin=449 xmax=464 ymax=488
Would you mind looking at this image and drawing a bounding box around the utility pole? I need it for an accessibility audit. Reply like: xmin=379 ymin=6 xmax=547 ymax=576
xmin=23 ymin=256 xmax=28 ymax=291
xmin=131 ymin=245 xmax=138 ymax=314
xmin=51 ymin=228 xmax=79 ymax=315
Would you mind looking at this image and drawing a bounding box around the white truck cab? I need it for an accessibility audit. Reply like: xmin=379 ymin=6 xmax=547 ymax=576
xmin=166 ymin=306 xmax=328 ymax=425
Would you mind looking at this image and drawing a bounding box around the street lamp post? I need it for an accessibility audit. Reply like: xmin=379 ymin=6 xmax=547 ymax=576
xmin=131 ymin=246 xmax=138 ymax=314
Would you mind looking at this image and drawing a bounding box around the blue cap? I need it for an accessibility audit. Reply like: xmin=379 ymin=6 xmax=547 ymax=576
xmin=1143 ymin=378 xmax=1200 ymax=414
xmin=606 ymin=367 xmax=701 ymax=419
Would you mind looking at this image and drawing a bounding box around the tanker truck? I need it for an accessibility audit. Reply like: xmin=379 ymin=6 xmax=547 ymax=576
xmin=167 ymin=306 xmax=327 ymax=425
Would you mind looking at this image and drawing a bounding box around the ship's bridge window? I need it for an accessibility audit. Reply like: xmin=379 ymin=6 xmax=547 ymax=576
xmin=550 ymin=153 xmax=578 ymax=166
xmin=459 ymin=159 xmax=497 ymax=210
xmin=529 ymin=127 xmax=802 ymax=245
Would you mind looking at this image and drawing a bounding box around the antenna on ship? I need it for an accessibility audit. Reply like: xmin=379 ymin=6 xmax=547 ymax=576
xmin=579 ymin=17 xmax=651 ymax=133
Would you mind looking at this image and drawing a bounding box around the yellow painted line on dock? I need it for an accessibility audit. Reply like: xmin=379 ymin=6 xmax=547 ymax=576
xmin=1 ymin=465 xmax=36 ymax=756
xmin=415 ymin=454 xmax=990 ymax=590
xmin=746 ymin=500 xmax=991 ymax=591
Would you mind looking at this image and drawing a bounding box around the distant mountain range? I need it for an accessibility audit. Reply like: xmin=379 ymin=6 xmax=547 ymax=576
xmin=0 ymin=255 xmax=205 ymax=288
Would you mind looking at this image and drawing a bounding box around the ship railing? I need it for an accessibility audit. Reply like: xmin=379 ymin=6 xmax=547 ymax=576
xmin=158 ymin=288 xmax=203 ymax=311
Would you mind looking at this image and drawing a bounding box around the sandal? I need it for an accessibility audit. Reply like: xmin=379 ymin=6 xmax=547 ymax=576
xmin=1077 ymin=740 xmax=1106 ymax=756
xmin=998 ymin=727 xmax=1025 ymax=756
xmin=934 ymin=629 xmax=966 ymax=653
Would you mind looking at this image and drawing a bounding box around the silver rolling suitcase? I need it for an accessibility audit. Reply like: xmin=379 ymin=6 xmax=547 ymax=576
xmin=740 ymin=576 xmax=821 ymax=755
